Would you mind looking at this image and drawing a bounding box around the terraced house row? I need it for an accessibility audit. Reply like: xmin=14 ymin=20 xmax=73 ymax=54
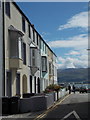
xmin=0 ymin=1 xmax=57 ymax=97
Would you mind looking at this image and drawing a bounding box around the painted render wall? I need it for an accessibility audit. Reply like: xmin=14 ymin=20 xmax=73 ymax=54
xmin=53 ymin=54 xmax=57 ymax=84
xmin=40 ymin=40 xmax=49 ymax=91
xmin=47 ymin=47 xmax=54 ymax=85
xmin=4 ymin=1 xmax=40 ymax=96
xmin=3 ymin=1 xmax=57 ymax=96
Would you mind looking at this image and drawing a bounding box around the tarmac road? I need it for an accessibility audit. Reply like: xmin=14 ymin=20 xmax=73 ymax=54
xmin=1 ymin=92 xmax=90 ymax=120
xmin=41 ymin=92 xmax=90 ymax=120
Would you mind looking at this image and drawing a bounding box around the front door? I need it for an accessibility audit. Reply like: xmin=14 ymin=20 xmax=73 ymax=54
xmin=6 ymin=71 xmax=12 ymax=97
xmin=37 ymin=77 xmax=40 ymax=93
xmin=16 ymin=73 xmax=20 ymax=95
xmin=22 ymin=75 xmax=27 ymax=94
xmin=30 ymin=75 xmax=32 ymax=93
xmin=34 ymin=76 xmax=36 ymax=93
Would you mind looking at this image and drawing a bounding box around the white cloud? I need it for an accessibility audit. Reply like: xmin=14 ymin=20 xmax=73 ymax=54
xmin=58 ymin=11 xmax=88 ymax=31
xmin=50 ymin=11 xmax=88 ymax=69
xmin=48 ymin=33 xmax=88 ymax=69
xmin=48 ymin=34 xmax=88 ymax=49
xmin=65 ymin=50 xmax=80 ymax=55
xmin=57 ymin=54 xmax=88 ymax=69
xmin=66 ymin=49 xmax=88 ymax=56
xmin=41 ymin=32 xmax=50 ymax=37
xmin=58 ymin=57 xmax=65 ymax=63
xmin=57 ymin=49 xmax=88 ymax=69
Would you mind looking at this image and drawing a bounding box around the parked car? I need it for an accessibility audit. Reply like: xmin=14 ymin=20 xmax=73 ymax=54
xmin=86 ymin=86 xmax=90 ymax=93
xmin=71 ymin=86 xmax=79 ymax=92
xmin=79 ymin=87 xmax=87 ymax=93
xmin=75 ymin=87 xmax=80 ymax=91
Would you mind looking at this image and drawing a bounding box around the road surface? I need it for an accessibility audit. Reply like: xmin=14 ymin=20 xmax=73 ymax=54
xmin=1 ymin=92 xmax=90 ymax=120
xmin=41 ymin=92 xmax=90 ymax=120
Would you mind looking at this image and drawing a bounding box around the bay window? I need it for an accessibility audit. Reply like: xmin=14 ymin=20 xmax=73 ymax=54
xmin=18 ymin=37 xmax=22 ymax=59
xmin=42 ymin=56 xmax=47 ymax=72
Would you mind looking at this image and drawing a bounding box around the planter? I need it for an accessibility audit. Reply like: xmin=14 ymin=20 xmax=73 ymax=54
xmin=45 ymin=93 xmax=54 ymax=108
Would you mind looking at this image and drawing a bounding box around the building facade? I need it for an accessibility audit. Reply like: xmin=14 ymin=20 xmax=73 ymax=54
xmin=0 ymin=1 xmax=57 ymax=97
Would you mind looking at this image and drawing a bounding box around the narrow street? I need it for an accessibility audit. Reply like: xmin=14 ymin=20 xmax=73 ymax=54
xmin=40 ymin=93 xmax=90 ymax=120
xmin=1 ymin=93 xmax=90 ymax=120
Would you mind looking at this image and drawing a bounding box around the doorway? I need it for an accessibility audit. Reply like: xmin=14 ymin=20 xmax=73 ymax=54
xmin=30 ymin=75 xmax=32 ymax=93
xmin=37 ymin=77 xmax=40 ymax=93
xmin=16 ymin=73 xmax=20 ymax=95
xmin=22 ymin=75 xmax=27 ymax=94
xmin=34 ymin=76 xmax=36 ymax=93
xmin=6 ymin=71 xmax=12 ymax=97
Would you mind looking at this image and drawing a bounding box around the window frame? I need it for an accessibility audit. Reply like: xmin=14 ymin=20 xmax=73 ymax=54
xmin=22 ymin=16 xmax=26 ymax=33
xmin=31 ymin=48 xmax=36 ymax=66
xmin=33 ymin=29 xmax=35 ymax=42
xmin=18 ymin=37 xmax=23 ymax=59
xmin=5 ymin=2 xmax=11 ymax=18
xmin=37 ymin=33 xmax=39 ymax=45
xmin=42 ymin=56 xmax=47 ymax=72
xmin=23 ymin=42 xmax=26 ymax=65
xmin=28 ymin=24 xmax=31 ymax=38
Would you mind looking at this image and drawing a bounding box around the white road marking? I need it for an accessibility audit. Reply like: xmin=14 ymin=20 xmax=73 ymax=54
xmin=61 ymin=110 xmax=81 ymax=120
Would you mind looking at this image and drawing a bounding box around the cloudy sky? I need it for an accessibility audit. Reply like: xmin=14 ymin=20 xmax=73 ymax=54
xmin=17 ymin=2 xmax=88 ymax=69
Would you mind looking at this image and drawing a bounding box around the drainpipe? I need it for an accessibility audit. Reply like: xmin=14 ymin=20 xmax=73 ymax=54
xmin=2 ymin=1 xmax=5 ymax=96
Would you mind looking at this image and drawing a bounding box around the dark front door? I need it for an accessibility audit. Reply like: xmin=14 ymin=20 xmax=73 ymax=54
xmin=34 ymin=76 xmax=36 ymax=93
xmin=6 ymin=71 xmax=12 ymax=97
xmin=16 ymin=73 xmax=20 ymax=95
xmin=37 ymin=77 xmax=40 ymax=93
xmin=30 ymin=75 xmax=32 ymax=93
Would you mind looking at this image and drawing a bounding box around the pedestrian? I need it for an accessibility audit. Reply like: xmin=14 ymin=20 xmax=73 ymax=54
xmin=73 ymin=85 xmax=76 ymax=94
xmin=68 ymin=85 xmax=71 ymax=94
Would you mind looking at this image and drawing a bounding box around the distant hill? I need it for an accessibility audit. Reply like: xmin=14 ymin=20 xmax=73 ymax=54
xmin=57 ymin=68 xmax=88 ymax=83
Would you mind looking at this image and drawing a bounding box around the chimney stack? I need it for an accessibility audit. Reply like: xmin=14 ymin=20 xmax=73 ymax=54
xmin=32 ymin=24 xmax=34 ymax=28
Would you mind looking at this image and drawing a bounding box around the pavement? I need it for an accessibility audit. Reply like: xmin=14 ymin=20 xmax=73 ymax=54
xmin=0 ymin=93 xmax=69 ymax=120
xmin=1 ymin=92 xmax=90 ymax=120
xmin=0 ymin=110 xmax=45 ymax=119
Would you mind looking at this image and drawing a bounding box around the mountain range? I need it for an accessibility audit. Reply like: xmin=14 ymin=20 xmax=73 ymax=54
xmin=57 ymin=68 xmax=89 ymax=83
